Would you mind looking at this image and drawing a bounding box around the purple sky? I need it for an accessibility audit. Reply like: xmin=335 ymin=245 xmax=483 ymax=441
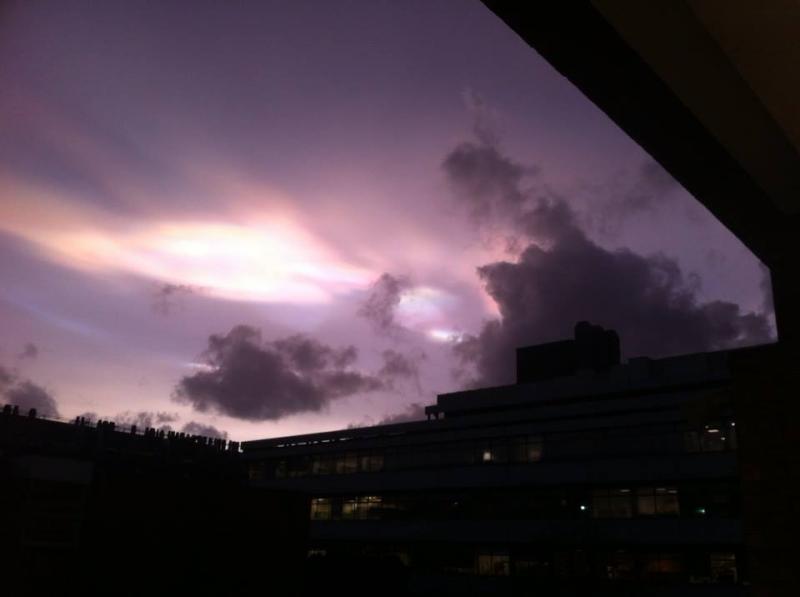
xmin=0 ymin=1 xmax=773 ymax=440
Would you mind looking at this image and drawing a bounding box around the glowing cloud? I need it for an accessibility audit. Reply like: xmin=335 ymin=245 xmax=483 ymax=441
xmin=0 ymin=178 xmax=373 ymax=304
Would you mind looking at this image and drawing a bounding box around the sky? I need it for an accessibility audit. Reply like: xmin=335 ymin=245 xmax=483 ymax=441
xmin=0 ymin=0 xmax=774 ymax=441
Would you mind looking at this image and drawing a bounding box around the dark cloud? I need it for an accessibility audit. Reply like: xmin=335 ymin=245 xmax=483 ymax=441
xmin=18 ymin=342 xmax=39 ymax=360
xmin=458 ymin=199 xmax=774 ymax=386
xmin=379 ymin=349 xmax=425 ymax=395
xmin=443 ymin=135 xmax=774 ymax=387
xmin=181 ymin=421 xmax=228 ymax=439
xmin=76 ymin=410 xmax=177 ymax=431
xmin=357 ymin=273 xmax=411 ymax=334
xmin=587 ymin=160 xmax=683 ymax=237
xmin=0 ymin=365 xmax=13 ymax=388
xmin=152 ymin=283 xmax=198 ymax=315
xmin=442 ymin=139 xmax=536 ymax=226
xmin=174 ymin=325 xmax=383 ymax=421
xmin=4 ymin=380 xmax=60 ymax=417
xmin=112 ymin=410 xmax=178 ymax=429
xmin=759 ymin=263 xmax=775 ymax=315
xmin=608 ymin=160 xmax=679 ymax=215
xmin=377 ymin=402 xmax=427 ymax=425
xmin=0 ymin=362 xmax=60 ymax=417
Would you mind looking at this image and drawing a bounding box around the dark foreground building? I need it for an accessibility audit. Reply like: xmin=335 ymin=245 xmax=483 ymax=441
xmin=246 ymin=323 xmax=750 ymax=596
xmin=0 ymin=413 xmax=308 ymax=597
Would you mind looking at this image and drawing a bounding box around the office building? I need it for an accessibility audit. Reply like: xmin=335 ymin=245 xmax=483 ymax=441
xmin=246 ymin=322 xmax=747 ymax=595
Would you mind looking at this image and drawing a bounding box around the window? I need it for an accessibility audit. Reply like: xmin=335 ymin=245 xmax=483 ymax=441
xmin=710 ymin=553 xmax=737 ymax=583
xmin=512 ymin=435 xmax=543 ymax=463
xmin=311 ymin=454 xmax=332 ymax=475
xmin=310 ymin=498 xmax=331 ymax=520
xmin=592 ymin=488 xmax=633 ymax=518
xmin=334 ymin=452 xmax=359 ymax=474
xmin=603 ymin=550 xmax=635 ymax=581
xmin=359 ymin=451 xmax=384 ymax=472
xmin=275 ymin=459 xmax=287 ymax=478
xmin=641 ymin=553 xmax=683 ymax=580
xmin=684 ymin=421 xmax=737 ymax=453
xmin=341 ymin=495 xmax=382 ymax=520
xmin=287 ymin=456 xmax=311 ymax=477
xmin=248 ymin=462 xmax=264 ymax=481
xmin=477 ymin=552 xmax=510 ymax=576
xmin=478 ymin=441 xmax=508 ymax=464
xmin=637 ymin=487 xmax=679 ymax=516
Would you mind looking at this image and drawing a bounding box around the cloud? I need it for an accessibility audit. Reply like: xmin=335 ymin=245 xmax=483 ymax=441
xmin=0 ymin=363 xmax=60 ymax=418
xmin=112 ymin=410 xmax=179 ymax=429
xmin=17 ymin=342 xmax=39 ymax=360
xmin=174 ymin=325 xmax=383 ymax=421
xmin=3 ymin=380 xmax=60 ymax=418
xmin=379 ymin=349 xmax=425 ymax=394
xmin=442 ymin=138 xmax=537 ymax=228
xmin=76 ymin=410 xmax=177 ymax=431
xmin=586 ymin=159 xmax=683 ymax=237
xmin=152 ymin=283 xmax=198 ymax=315
xmin=357 ymin=273 xmax=411 ymax=334
xmin=759 ymin=263 xmax=774 ymax=315
xmin=443 ymin=134 xmax=774 ymax=387
xmin=377 ymin=402 xmax=427 ymax=425
xmin=0 ymin=365 xmax=12 ymax=388
xmin=181 ymin=421 xmax=228 ymax=439
xmin=600 ymin=160 xmax=679 ymax=216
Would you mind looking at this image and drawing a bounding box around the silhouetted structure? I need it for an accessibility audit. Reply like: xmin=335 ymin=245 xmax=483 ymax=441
xmin=479 ymin=5 xmax=800 ymax=594
xmin=246 ymin=323 xmax=749 ymax=595
xmin=0 ymin=413 xmax=307 ymax=597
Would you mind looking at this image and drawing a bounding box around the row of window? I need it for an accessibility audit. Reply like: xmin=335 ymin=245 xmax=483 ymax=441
xmin=251 ymin=422 xmax=735 ymax=480
xmin=470 ymin=550 xmax=737 ymax=583
xmin=254 ymin=434 xmax=543 ymax=479
xmin=684 ymin=423 xmax=737 ymax=452
xmin=308 ymin=545 xmax=739 ymax=584
xmin=309 ymin=482 xmax=739 ymax=521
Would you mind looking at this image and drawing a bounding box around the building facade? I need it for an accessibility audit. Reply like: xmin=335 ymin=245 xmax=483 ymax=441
xmin=245 ymin=323 xmax=748 ymax=595
xmin=0 ymin=411 xmax=307 ymax=596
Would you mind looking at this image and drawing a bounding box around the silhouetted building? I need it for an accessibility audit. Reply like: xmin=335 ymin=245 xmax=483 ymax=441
xmin=0 ymin=413 xmax=307 ymax=597
xmin=246 ymin=323 xmax=748 ymax=596
xmin=478 ymin=6 xmax=800 ymax=594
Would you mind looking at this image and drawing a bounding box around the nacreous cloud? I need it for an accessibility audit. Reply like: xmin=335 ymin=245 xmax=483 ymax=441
xmin=174 ymin=326 xmax=383 ymax=421
xmin=0 ymin=177 xmax=373 ymax=305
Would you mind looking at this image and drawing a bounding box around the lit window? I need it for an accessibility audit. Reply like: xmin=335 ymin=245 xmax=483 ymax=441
xmin=685 ymin=421 xmax=736 ymax=453
xmin=477 ymin=552 xmax=510 ymax=576
xmin=341 ymin=495 xmax=383 ymax=520
xmin=310 ymin=498 xmax=332 ymax=520
xmin=642 ymin=553 xmax=683 ymax=579
xmin=710 ymin=552 xmax=737 ymax=584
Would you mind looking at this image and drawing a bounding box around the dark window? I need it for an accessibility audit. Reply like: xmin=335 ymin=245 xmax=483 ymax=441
xmin=512 ymin=435 xmax=543 ymax=463
xmin=592 ymin=488 xmax=633 ymax=518
xmin=637 ymin=487 xmax=680 ymax=516
xmin=602 ymin=550 xmax=635 ymax=581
